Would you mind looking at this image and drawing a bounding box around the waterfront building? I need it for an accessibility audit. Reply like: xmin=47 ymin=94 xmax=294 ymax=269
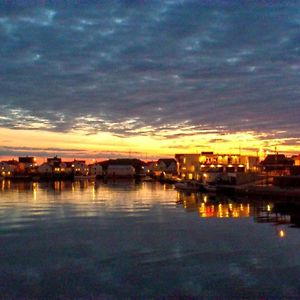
xmin=175 ymin=152 xmax=259 ymax=180
xmin=144 ymin=161 xmax=161 ymax=176
xmin=63 ymin=162 xmax=74 ymax=174
xmin=47 ymin=156 xmax=62 ymax=166
xmin=101 ymin=158 xmax=146 ymax=177
xmin=53 ymin=162 xmax=67 ymax=174
xmin=0 ymin=162 xmax=15 ymax=178
xmin=18 ymin=156 xmax=37 ymax=174
xmin=157 ymin=158 xmax=178 ymax=176
xmin=71 ymin=160 xmax=89 ymax=176
xmin=38 ymin=157 xmax=69 ymax=176
xmin=37 ymin=163 xmax=53 ymax=174
xmin=175 ymin=154 xmax=201 ymax=180
xmin=107 ymin=165 xmax=135 ymax=177
xmin=260 ymin=154 xmax=294 ymax=175
xmin=89 ymin=163 xmax=103 ymax=177
xmin=292 ymin=154 xmax=300 ymax=166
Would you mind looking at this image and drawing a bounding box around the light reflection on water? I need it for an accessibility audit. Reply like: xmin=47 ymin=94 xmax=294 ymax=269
xmin=1 ymin=179 xmax=300 ymax=298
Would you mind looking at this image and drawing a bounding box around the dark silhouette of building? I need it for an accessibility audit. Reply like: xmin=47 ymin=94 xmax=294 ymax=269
xmin=260 ymin=154 xmax=294 ymax=173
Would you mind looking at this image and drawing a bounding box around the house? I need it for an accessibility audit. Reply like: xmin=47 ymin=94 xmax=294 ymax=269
xmin=0 ymin=162 xmax=15 ymax=177
xmin=18 ymin=156 xmax=37 ymax=174
xmin=38 ymin=163 xmax=52 ymax=174
xmin=89 ymin=163 xmax=103 ymax=177
xmin=37 ymin=157 xmax=68 ymax=175
xmin=100 ymin=158 xmax=145 ymax=176
xmin=157 ymin=158 xmax=178 ymax=176
xmin=175 ymin=154 xmax=201 ymax=180
xmin=47 ymin=156 xmax=62 ymax=166
xmin=62 ymin=162 xmax=74 ymax=175
xmin=260 ymin=154 xmax=294 ymax=175
xmin=72 ymin=160 xmax=89 ymax=175
xmin=107 ymin=165 xmax=135 ymax=177
xmin=144 ymin=161 xmax=160 ymax=176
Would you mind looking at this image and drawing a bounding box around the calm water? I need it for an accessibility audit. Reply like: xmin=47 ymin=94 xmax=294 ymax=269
xmin=1 ymin=180 xmax=300 ymax=299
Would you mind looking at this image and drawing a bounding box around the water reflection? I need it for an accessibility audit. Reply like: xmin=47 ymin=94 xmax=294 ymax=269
xmin=2 ymin=180 xmax=300 ymax=229
xmin=1 ymin=180 xmax=300 ymax=298
xmin=177 ymin=192 xmax=252 ymax=218
xmin=176 ymin=190 xmax=300 ymax=232
xmin=0 ymin=180 xmax=173 ymax=225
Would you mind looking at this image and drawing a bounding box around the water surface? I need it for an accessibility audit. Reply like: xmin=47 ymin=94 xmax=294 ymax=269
xmin=1 ymin=180 xmax=300 ymax=299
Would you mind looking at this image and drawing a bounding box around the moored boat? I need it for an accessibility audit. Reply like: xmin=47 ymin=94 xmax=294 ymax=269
xmin=175 ymin=180 xmax=201 ymax=191
xmin=203 ymin=183 xmax=217 ymax=192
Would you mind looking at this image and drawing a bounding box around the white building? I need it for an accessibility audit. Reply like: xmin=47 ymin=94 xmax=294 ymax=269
xmin=107 ymin=165 xmax=135 ymax=177
xmin=72 ymin=160 xmax=89 ymax=175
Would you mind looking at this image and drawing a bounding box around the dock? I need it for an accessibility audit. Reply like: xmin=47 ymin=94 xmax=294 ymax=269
xmin=217 ymin=182 xmax=300 ymax=199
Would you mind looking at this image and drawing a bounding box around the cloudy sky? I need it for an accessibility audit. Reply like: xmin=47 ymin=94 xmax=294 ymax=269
xmin=1 ymin=0 xmax=300 ymax=159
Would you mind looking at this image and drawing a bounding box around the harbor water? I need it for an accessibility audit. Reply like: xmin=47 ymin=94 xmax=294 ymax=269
xmin=1 ymin=180 xmax=300 ymax=298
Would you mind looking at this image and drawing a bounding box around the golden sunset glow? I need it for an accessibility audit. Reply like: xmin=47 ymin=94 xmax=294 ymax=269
xmin=1 ymin=127 xmax=300 ymax=161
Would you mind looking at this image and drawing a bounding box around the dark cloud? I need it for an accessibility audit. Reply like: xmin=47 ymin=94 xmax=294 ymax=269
xmin=0 ymin=1 xmax=300 ymax=140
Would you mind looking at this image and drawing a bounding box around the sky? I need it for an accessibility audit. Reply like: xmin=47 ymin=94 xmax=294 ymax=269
xmin=1 ymin=0 xmax=300 ymax=160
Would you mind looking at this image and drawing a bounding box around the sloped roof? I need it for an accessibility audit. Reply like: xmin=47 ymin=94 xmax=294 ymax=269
xmin=157 ymin=158 xmax=177 ymax=168
xmin=100 ymin=159 xmax=146 ymax=168
xmin=261 ymin=154 xmax=294 ymax=166
xmin=3 ymin=160 xmax=18 ymax=165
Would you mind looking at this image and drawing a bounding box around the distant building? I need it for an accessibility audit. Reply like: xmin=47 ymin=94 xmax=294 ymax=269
xmin=72 ymin=160 xmax=89 ymax=175
xmin=292 ymin=154 xmax=300 ymax=166
xmin=107 ymin=165 xmax=135 ymax=177
xmin=18 ymin=156 xmax=37 ymax=174
xmin=38 ymin=163 xmax=53 ymax=174
xmin=89 ymin=163 xmax=103 ymax=176
xmin=175 ymin=154 xmax=201 ymax=180
xmin=157 ymin=158 xmax=178 ymax=176
xmin=144 ymin=161 xmax=160 ymax=176
xmin=47 ymin=156 xmax=62 ymax=166
xmin=62 ymin=162 xmax=74 ymax=174
xmin=260 ymin=154 xmax=294 ymax=175
xmin=175 ymin=152 xmax=259 ymax=180
xmin=18 ymin=157 xmax=36 ymax=164
xmin=0 ymin=162 xmax=15 ymax=177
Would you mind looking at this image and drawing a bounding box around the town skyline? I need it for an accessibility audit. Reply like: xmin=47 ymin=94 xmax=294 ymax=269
xmin=1 ymin=1 xmax=300 ymax=159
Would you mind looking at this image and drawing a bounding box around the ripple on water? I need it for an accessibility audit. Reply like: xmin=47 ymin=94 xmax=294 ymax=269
xmin=1 ymin=181 xmax=300 ymax=298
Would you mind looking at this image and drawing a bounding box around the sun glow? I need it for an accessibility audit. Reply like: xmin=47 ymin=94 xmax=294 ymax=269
xmin=1 ymin=127 xmax=300 ymax=160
